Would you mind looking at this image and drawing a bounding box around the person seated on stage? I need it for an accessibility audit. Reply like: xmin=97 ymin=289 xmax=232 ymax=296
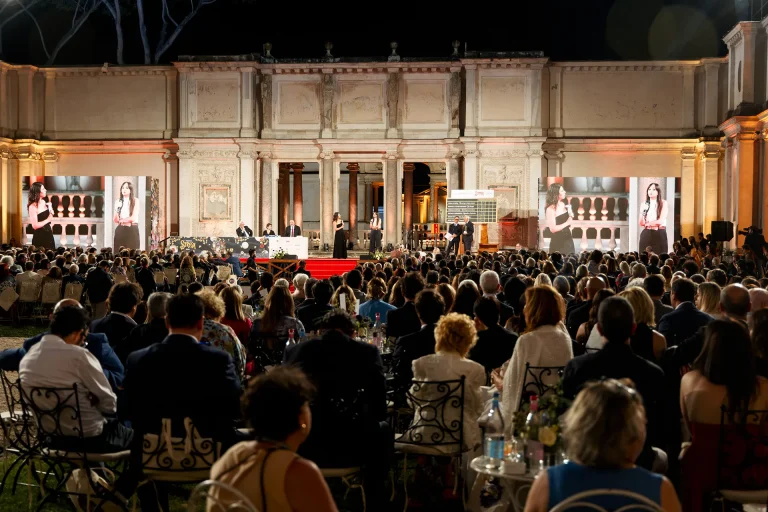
xmin=236 ymin=221 xmax=253 ymax=238
xmin=263 ymin=223 xmax=276 ymax=237
xmin=284 ymin=220 xmax=302 ymax=238
xmin=225 ymin=250 xmax=243 ymax=278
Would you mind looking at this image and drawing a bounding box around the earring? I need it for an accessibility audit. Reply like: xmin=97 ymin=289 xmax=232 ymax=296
xmin=301 ymin=423 xmax=307 ymax=429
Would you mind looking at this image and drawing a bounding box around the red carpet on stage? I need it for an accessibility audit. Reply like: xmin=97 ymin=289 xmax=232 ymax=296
xmin=304 ymin=259 xmax=359 ymax=280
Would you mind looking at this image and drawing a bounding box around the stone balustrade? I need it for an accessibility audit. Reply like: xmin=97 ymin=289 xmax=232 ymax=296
xmin=22 ymin=190 xmax=106 ymax=248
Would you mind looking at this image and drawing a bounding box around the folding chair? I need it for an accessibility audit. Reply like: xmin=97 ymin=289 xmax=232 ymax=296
xmin=187 ymin=479 xmax=257 ymax=512
xmin=63 ymin=282 xmax=83 ymax=302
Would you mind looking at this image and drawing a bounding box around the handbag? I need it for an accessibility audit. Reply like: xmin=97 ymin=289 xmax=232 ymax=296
xmin=141 ymin=417 xmax=220 ymax=472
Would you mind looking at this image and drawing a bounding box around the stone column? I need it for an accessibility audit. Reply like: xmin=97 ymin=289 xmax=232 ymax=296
xmin=17 ymin=68 xmax=38 ymax=139
xmin=0 ymin=147 xmax=10 ymax=242
xmin=240 ymin=67 xmax=257 ymax=137
xmin=278 ymin=163 xmax=290 ymax=233
xmin=386 ymin=72 xmax=399 ymax=138
xmin=177 ymin=146 xmax=194 ymax=236
xmin=0 ymin=68 xmax=7 ymax=137
xmin=447 ymin=153 xmax=460 ymax=197
xmin=384 ymin=154 xmax=398 ymax=247
xmin=680 ymin=147 xmax=697 ymax=238
xmin=320 ymin=152 xmax=336 ymax=248
xmin=699 ymin=141 xmax=722 ymax=235
xmin=43 ymin=70 xmax=56 ymax=139
xmin=291 ymin=163 xmax=304 ymax=229
xmin=373 ymin=184 xmax=380 ymax=211
xmin=431 ymin=185 xmax=438 ymax=222
xmin=163 ymin=151 xmax=179 ymax=236
xmin=347 ymin=163 xmax=359 ymax=245
xmin=259 ymin=153 xmax=273 ymax=233
xmin=363 ymin=177 xmax=370 ymax=222
xmin=722 ymin=118 xmax=760 ymax=246
xmin=403 ymin=163 xmax=414 ymax=237
xmin=260 ymin=72 xmax=274 ymax=139
xmin=464 ymin=65 xmax=479 ymax=137
xmin=462 ymin=145 xmax=479 ymax=190
xmin=238 ymin=145 xmax=257 ymax=230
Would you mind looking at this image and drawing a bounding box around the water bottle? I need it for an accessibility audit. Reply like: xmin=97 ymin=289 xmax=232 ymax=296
xmin=483 ymin=392 xmax=505 ymax=469
xmin=286 ymin=328 xmax=296 ymax=347
xmin=522 ymin=395 xmax=544 ymax=470
xmin=371 ymin=313 xmax=382 ymax=349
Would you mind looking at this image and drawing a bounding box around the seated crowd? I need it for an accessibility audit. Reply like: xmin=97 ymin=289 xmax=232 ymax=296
xmin=0 ymin=235 xmax=767 ymax=511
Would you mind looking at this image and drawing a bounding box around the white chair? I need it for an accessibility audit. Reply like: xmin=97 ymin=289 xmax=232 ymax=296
xmin=549 ymin=489 xmax=664 ymax=511
xmin=41 ymin=281 xmax=62 ymax=305
xmin=63 ymin=282 xmax=83 ymax=301
xmin=19 ymin=280 xmax=41 ymax=303
xmin=242 ymin=304 xmax=254 ymax=319
xmin=153 ymin=271 xmax=166 ymax=286
xmin=164 ymin=268 xmax=178 ymax=286
xmin=187 ymin=479 xmax=258 ymax=512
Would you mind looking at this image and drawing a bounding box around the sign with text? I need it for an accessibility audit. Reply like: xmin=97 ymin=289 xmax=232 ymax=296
xmin=450 ymin=189 xmax=495 ymax=199
xmin=446 ymin=199 xmax=498 ymax=223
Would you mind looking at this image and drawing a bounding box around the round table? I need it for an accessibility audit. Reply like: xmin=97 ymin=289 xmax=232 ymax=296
xmin=469 ymin=456 xmax=537 ymax=512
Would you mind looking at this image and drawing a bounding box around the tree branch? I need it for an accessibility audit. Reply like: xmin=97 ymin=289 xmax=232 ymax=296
xmin=154 ymin=0 xmax=216 ymax=64
xmin=100 ymin=0 xmax=124 ymax=65
xmin=0 ymin=0 xmax=43 ymax=30
xmin=136 ymin=0 xmax=150 ymax=64
xmin=18 ymin=0 xmax=50 ymax=60
xmin=46 ymin=0 xmax=100 ymax=65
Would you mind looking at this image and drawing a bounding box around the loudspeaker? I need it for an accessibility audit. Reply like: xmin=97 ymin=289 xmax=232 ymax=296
xmin=711 ymin=221 xmax=734 ymax=242
xmin=359 ymin=254 xmax=376 ymax=261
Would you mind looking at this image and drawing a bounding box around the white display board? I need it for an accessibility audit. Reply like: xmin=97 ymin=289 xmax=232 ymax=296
xmin=267 ymin=236 xmax=309 ymax=259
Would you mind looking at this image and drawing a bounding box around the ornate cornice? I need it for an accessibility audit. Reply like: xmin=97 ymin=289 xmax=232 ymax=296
xmin=319 ymin=151 xmax=336 ymax=160
xmin=479 ymin=149 xmax=529 ymax=159
xmin=176 ymin=149 xmax=239 ymax=159
xmin=47 ymin=67 xmax=173 ymax=78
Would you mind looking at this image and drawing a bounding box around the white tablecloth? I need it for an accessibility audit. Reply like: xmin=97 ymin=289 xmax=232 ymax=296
xmin=266 ymin=236 xmax=309 ymax=259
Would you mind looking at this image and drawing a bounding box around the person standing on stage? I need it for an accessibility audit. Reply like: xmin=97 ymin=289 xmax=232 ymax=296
xmin=332 ymin=212 xmax=347 ymax=259
xmin=447 ymin=216 xmax=461 ymax=255
xmin=462 ymin=215 xmax=474 ymax=254
xmin=236 ymin=221 xmax=253 ymax=238
xmin=27 ymin=182 xmax=56 ymax=250
xmin=113 ymin=181 xmax=140 ymax=250
xmin=639 ymin=182 xmax=668 ymax=255
xmin=545 ymin=183 xmax=575 ymax=255
xmin=284 ymin=220 xmax=302 ymax=237
xmin=262 ymin=223 xmax=276 ymax=236
xmin=369 ymin=211 xmax=382 ymax=253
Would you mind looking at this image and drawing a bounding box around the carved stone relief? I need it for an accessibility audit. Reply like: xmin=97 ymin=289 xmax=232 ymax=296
xmin=322 ymin=74 xmax=335 ymax=128
xmin=403 ymin=81 xmax=446 ymax=124
xmin=195 ymin=80 xmax=239 ymax=122
xmin=278 ymin=82 xmax=321 ymax=125
xmin=449 ymin=72 xmax=461 ymax=130
xmin=261 ymin=75 xmax=273 ymax=131
xmin=191 ymin=162 xmax=239 ymax=236
xmin=480 ymin=76 xmax=526 ymax=121
xmin=339 ymin=82 xmax=383 ymax=124
xmin=387 ymin=74 xmax=399 ymax=129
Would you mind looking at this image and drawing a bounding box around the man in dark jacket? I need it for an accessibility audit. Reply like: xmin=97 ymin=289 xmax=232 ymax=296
xmin=469 ymin=297 xmax=518 ymax=374
xmin=657 ymin=278 xmax=713 ymax=347
xmin=566 ymin=277 xmax=605 ymax=339
xmin=385 ymin=272 xmax=424 ymax=338
xmin=80 ymin=260 xmax=113 ymax=319
xmin=115 ymin=292 xmax=171 ymax=364
xmin=90 ymin=282 xmax=143 ymax=349
xmin=447 ymin=216 xmax=462 ymax=256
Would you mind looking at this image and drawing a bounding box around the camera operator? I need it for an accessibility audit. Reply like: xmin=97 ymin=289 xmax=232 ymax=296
xmin=741 ymin=226 xmax=767 ymax=278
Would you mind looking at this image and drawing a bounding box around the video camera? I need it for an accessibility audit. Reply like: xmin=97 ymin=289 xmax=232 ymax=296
xmin=738 ymin=225 xmax=763 ymax=237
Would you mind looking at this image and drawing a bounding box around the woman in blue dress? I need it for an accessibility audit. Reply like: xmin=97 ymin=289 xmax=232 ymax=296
xmin=524 ymin=379 xmax=681 ymax=512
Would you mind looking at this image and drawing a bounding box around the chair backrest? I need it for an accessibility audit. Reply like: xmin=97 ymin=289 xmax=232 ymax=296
xmin=187 ymin=479 xmax=258 ymax=512
xmin=716 ymin=406 xmax=768 ymax=491
xmin=41 ymin=280 xmax=62 ymax=304
xmin=584 ymin=347 xmax=601 ymax=354
xmin=548 ymin=489 xmax=663 ymax=511
xmin=164 ymin=268 xmax=177 ymax=285
xmin=19 ymin=279 xmax=41 ymax=302
xmin=64 ymin=282 xmax=83 ymax=301
xmin=21 ymin=383 xmax=85 ymax=448
xmin=0 ymin=287 xmax=19 ymax=311
xmin=518 ymin=363 xmax=566 ymax=410
xmin=112 ymin=273 xmax=127 ymax=284
xmin=242 ymin=304 xmax=254 ymax=319
xmin=141 ymin=417 xmax=220 ymax=478
xmin=0 ymin=370 xmax=36 ymax=453
xmin=397 ymin=377 xmax=466 ymax=454
xmin=153 ymin=271 xmax=166 ymax=285
xmin=195 ymin=268 xmax=205 ymax=280
xmin=217 ymin=266 xmax=232 ymax=281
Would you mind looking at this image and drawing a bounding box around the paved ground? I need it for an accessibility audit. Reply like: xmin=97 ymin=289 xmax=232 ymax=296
xmin=0 ymin=338 xmax=23 ymax=413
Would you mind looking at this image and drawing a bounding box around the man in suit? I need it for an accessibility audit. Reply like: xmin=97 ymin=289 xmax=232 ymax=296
xmin=447 ymin=216 xmax=462 ymax=255
xmin=562 ymin=296 xmax=667 ymax=472
xmin=122 ymin=293 xmax=242 ymax=445
xmin=283 ymin=310 xmax=389 ymax=510
xmin=462 ymin=215 xmax=474 ymax=254
xmin=80 ymin=260 xmax=114 ymax=320
xmin=296 ymin=280 xmax=334 ymax=333
xmin=385 ymin=271 xmax=425 ymax=338
xmin=115 ymin=292 xmax=171 ymax=364
xmin=657 ymin=278 xmax=712 ymax=347
xmin=91 ymin=282 xmax=143 ymax=349
xmin=235 ymin=221 xmax=253 ymax=238
xmin=469 ymin=296 xmax=518 ymax=374
xmin=566 ymin=277 xmax=605 ymax=339
xmin=0 ymin=299 xmax=124 ymax=391
xmin=284 ymin=220 xmax=301 ymax=237
xmin=644 ymin=275 xmax=673 ymax=326
xmin=479 ymin=270 xmax=514 ymax=326
xmin=392 ymin=289 xmax=444 ymax=395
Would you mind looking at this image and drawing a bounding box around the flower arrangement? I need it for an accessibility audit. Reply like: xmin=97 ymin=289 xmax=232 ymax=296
xmin=355 ymin=314 xmax=372 ymax=338
xmin=272 ymin=249 xmax=286 ymax=259
xmin=372 ymin=249 xmax=387 ymax=261
xmin=512 ymin=381 xmax=572 ymax=454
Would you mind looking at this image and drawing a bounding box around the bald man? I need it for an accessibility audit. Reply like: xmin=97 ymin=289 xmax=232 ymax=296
xmin=566 ymin=277 xmax=606 ymax=339
xmin=0 ymin=299 xmax=124 ymax=390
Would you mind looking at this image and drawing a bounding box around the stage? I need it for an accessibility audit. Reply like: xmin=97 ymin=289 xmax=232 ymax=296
xmin=248 ymin=257 xmax=360 ymax=280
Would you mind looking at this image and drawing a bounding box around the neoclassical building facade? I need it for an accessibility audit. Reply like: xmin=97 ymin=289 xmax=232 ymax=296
xmin=1 ymin=20 xmax=767 ymax=251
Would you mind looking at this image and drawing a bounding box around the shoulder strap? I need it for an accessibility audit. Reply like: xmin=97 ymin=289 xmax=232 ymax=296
xmin=260 ymin=448 xmax=279 ymax=512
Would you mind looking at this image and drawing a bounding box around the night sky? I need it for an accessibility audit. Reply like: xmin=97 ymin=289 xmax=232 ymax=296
xmin=1 ymin=0 xmax=745 ymax=66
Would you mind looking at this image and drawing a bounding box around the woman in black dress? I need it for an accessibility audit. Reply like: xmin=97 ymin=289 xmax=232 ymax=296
xmin=28 ymin=182 xmax=55 ymax=250
xmin=545 ymin=183 xmax=575 ymax=255
xmin=332 ymin=212 xmax=347 ymax=259
xmin=369 ymin=211 xmax=382 ymax=253
xmin=113 ymin=181 xmax=140 ymax=250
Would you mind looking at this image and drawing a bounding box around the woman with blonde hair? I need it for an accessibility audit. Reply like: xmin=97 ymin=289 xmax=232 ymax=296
xmin=407 ymin=313 xmax=486 ymax=453
xmin=292 ymin=273 xmax=309 ymax=306
xmin=619 ymin=287 xmax=667 ymax=361
xmin=524 ymin=379 xmax=681 ymax=512
xmin=331 ymin=284 xmax=357 ymax=316
xmin=533 ymin=273 xmax=552 ymax=287
xmin=220 ymin=285 xmax=252 ymax=348
xmin=179 ymin=255 xmax=197 ymax=285
xmin=695 ymin=281 xmax=721 ymax=317
xmin=498 ymin=285 xmax=573 ymax=426
xmin=195 ymin=289 xmax=247 ymax=381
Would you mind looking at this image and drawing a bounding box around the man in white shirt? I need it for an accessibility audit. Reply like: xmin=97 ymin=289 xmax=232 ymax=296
xmin=20 ymin=305 xmax=133 ymax=453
